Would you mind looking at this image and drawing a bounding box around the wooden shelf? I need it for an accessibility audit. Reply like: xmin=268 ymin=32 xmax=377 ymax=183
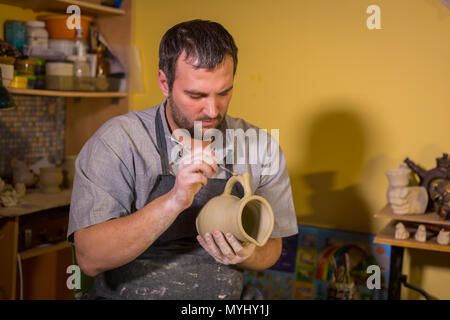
xmin=374 ymin=220 xmax=450 ymax=253
xmin=19 ymin=241 xmax=71 ymax=260
xmin=0 ymin=188 xmax=72 ymax=218
xmin=375 ymin=204 xmax=450 ymax=227
xmin=7 ymin=88 xmax=128 ymax=98
xmin=0 ymin=0 xmax=125 ymax=16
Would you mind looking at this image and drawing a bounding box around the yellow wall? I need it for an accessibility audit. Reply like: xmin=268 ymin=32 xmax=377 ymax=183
xmin=0 ymin=5 xmax=38 ymax=37
xmin=0 ymin=0 xmax=448 ymax=300
xmin=132 ymin=0 xmax=450 ymax=299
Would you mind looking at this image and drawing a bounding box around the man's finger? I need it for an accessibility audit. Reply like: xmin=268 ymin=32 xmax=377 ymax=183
xmin=224 ymin=233 xmax=245 ymax=255
xmin=212 ymin=231 xmax=235 ymax=260
xmin=203 ymin=232 xmax=224 ymax=260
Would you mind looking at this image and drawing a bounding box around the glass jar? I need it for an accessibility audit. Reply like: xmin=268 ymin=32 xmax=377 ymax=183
xmin=15 ymin=59 xmax=36 ymax=75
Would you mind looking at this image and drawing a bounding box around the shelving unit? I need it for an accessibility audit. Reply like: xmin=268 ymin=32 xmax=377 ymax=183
xmin=0 ymin=0 xmax=133 ymax=300
xmin=0 ymin=0 xmax=125 ymax=16
xmin=373 ymin=204 xmax=450 ymax=299
xmin=7 ymin=88 xmax=128 ymax=98
xmin=375 ymin=219 xmax=450 ymax=253
xmin=374 ymin=204 xmax=450 ymax=227
xmin=19 ymin=241 xmax=71 ymax=260
xmin=0 ymin=189 xmax=72 ymax=218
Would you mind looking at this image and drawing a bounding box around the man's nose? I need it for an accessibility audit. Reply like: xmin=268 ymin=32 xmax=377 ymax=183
xmin=203 ymin=98 xmax=219 ymax=119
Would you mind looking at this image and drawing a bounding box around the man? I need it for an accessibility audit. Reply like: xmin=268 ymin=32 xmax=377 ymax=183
xmin=68 ymin=20 xmax=297 ymax=300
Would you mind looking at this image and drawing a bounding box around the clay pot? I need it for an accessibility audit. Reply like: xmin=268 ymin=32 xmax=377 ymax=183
xmin=62 ymin=155 xmax=77 ymax=188
xmin=386 ymin=167 xmax=411 ymax=188
xmin=196 ymin=172 xmax=274 ymax=247
xmin=40 ymin=167 xmax=63 ymax=193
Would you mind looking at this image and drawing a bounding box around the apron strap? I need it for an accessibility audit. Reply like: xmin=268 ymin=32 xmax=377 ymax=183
xmin=155 ymin=106 xmax=171 ymax=175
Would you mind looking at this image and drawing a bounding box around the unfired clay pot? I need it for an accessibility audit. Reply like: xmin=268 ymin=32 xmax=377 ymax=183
xmin=40 ymin=167 xmax=63 ymax=193
xmin=195 ymin=172 xmax=275 ymax=247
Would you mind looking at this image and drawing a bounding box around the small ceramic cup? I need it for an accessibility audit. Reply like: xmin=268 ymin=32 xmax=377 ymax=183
xmin=40 ymin=167 xmax=63 ymax=193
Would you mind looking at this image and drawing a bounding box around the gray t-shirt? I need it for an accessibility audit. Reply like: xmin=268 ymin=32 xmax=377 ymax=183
xmin=68 ymin=100 xmax=298 ymax=243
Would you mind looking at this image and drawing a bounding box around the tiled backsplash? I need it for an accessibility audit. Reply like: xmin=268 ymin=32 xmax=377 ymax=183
xmin=0 ymin=95 xmax=65 ymax=180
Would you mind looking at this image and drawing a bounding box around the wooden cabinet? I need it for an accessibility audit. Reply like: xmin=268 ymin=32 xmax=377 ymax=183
xmin=0 ymin=0 xmax=133 ymax=300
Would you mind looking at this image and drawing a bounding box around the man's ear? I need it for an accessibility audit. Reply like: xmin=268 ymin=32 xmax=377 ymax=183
xmin=158 ymin=69 xmax=170 ymax=97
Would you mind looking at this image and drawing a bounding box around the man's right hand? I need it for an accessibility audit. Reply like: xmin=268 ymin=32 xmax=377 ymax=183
xmin=168 ymin=146 xmax=219 ymax=211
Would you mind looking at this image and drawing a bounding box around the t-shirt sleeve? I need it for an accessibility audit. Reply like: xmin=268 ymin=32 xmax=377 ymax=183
xmin=254 ymin=145 xmax=298 ymax=239
xmin=67 ymin=135 xmax=135 ymax=243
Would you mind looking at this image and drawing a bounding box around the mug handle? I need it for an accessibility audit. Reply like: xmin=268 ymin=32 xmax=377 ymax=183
xmin=223 ymin=172 xmax=252 ymax=198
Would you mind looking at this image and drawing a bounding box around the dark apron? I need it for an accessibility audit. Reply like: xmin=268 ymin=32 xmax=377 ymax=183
xmin=84 ymin=106 xmax=246 ymax=300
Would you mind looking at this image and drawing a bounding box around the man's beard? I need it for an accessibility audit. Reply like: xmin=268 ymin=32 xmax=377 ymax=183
xmin=168 ymin=94 xmax=225 ymax=138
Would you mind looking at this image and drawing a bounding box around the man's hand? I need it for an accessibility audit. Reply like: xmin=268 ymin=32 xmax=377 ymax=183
xmin=197 ymin=230 xmax=256 ymax=265
xmin=168 ymin=146 xmax=219 ymax=212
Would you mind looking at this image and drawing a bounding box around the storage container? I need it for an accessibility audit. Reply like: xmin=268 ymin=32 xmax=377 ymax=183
xmin=4 ymin=20 xmax=25 ymax=51
xmin=25 ymin=20 xmax=49 ymax=49
xmin=39 ymin=15 xmax=93 ymax=40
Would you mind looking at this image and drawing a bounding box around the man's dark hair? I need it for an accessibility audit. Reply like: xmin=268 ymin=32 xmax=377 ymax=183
xmin=159 ymin=19 xmax=238 ymax=91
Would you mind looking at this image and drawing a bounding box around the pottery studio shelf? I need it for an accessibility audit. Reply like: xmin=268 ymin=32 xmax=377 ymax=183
xmin=19 ymin=241 xmax=71 ymax=260
xmin=0 ymin=0 xmax=125 ymax=16
xmin=373 ymin=204 xmax=450 ymax=253
xmin=374 ymin=220 xmax=450 ymax=253
xmin=375 ymin=204 xmax=450 ymax=227
xmin=7 ymin=88 xmax=128 ymax=99
xmin=0 ymin=188 xmax=72 ymax=218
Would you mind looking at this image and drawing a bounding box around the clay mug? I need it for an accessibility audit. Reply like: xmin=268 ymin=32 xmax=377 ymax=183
xmin=196 ymin=172 xmax=274 ymax=247
xmin=39 ymin=167 xmax=63 ymax=193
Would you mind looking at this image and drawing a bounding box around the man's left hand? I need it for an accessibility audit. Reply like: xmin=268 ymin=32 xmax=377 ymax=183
xmin=197 ymin=231 xmax=256 ymax=265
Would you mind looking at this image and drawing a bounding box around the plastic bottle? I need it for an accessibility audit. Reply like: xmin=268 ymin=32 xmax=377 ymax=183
xmin=25 ymin=20 xmax=48 ymax=49
xmin=71 ymin=28 xmax=90 ymax=78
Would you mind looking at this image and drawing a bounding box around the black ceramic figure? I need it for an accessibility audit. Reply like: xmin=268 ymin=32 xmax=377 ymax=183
xmin=404 ymin=153 xmax=450 ymax=220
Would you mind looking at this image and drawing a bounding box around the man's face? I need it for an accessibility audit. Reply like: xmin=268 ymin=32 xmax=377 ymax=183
xmin=164 ymin=52 xmax=234 ymax=137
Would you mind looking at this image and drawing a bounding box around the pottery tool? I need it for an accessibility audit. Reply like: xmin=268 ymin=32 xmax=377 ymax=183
xmin=167 ymin=135 xmax=237 ymax=176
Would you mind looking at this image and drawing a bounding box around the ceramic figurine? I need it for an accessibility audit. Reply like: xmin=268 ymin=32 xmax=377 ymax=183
xmin=429 ymin=179 xmax=450 ymax=221
xmin=326 ymin=254 xmax=355 ymax=300
xmin=0 ymin=184 xmax=18 ymax=207
xmin=414 ymin=224 xmax=427 ymax=242
xmin=386 ymin=165 xmax=428 ymax=214
xmin=404 ymin=153 xmax=450 ymax=220
xmin=395 ymin=222 xmax=410 ymax=240
xmin=437 ymin=229 xmax=449 ymax=245
xmin=196 ymin=172 xmax=274 ymax=247
xmin=0 ymin=179 xmax=26 ymax=207
xmin=11 ymin=157 xmax=38 ymax=187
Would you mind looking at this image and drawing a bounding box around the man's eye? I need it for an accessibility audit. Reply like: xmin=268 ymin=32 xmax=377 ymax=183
xmin=190 ymin=95 xmax=202 ymax=99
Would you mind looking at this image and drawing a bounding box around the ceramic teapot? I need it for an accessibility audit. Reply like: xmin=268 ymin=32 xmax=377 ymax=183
xmin=195 ymin=172 xmax=275 ymax=247
xmin=404 ymin=153 xmax=450 ymax=218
